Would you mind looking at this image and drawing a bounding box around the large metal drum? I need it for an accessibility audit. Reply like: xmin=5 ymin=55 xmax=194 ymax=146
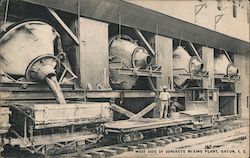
xmin=109 ymin=35 xmax=152 ymax=90
xmin=173 ymin=46 xmax=203 ymax=88
xmin=0 ymin=20 xmax=66 ymax=104
xmin=214 ymin=54 xmax=238 ymax=77
xmin=0 ymin=20 xmax=60 ymax=77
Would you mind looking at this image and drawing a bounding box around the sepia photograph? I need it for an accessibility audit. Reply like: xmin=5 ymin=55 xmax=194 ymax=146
xmin=0 ymin=0 xmax=249 ymax=157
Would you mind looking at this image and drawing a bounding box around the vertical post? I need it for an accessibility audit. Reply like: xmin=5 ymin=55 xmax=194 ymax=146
xmin=118 ymin=12 xmax=121 ymax=37
xmin=202 ymin=47 xmax=214 ymax=88
xmin=24 ymin=116 xmax=27 ymax=139
xmin=234 ymin=93 xmax=237 ymax=115
xmin=3 ymin=0 xmax=10 ymax=27
xmin=155 ymin=35 xmax=173 ymax=90
xmin=77 ymin=0 xmax=81 ymax=38
xmin=70 ymin=0 xmax=81 ymax=88
xmin=79 ymin=17 xmax=109 ymax=89
xmin=234 ymin=54 xmax=249 ymax=118
xmin=155 ymin=24 xmax=159 ymax=65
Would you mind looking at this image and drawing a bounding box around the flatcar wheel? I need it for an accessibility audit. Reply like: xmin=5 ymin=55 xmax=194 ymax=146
xmin=117 ymin=133 xmax=126 ymax=144
xmin=166 ymin=127 xmax=174 ymax=135
xmin=156 ymin=128 xmax=166 ymax=136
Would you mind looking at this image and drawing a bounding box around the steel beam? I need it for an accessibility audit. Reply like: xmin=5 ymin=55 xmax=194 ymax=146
xmin=0 ymin=89 xmax=187 ymax=101
xmin=20 ymin=0 xmax=249 ymax=54
xmin=134 ymin=29 xmax=156 ymax=56
xmin=218 ymin=92 xmax=237 ymax=97
xmin=173 ymin=73 xmax=208 ymax=80
xmin=85 ymin=90 xmax=157 ymax=98
xmin=117 ymin=69 xmax=161 ymax=77
xmin=47 ymin=8 xmax=80 ymax=45
xmin=188 ymin=41 xmax=202 ymax=61
xmin=0 ymin=91 xmax=84 ymax=101
xmin=0 ymin=90 xmax=157 ymax=101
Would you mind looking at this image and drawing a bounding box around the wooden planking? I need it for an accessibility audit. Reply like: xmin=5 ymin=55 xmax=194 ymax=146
xmin=111 ymin=147 xmax=128 ymax=154
xmin=32 ymin=103 xmax=111 ymax=127
xmin=129 ymin=102 xmax=157 ymax=121
xmin=110 ymin=103 xmax=135 ymax=118
xmin=105 ymin=118 xmax=191 ymax=132
xmin=102 ymin=149 xmax=117 ymax=157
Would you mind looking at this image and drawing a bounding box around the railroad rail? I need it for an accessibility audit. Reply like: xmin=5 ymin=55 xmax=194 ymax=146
xmin=59 ymin=119 xmax=248 ymax=158
xmin=1 ymin=118 xmax=248 ymax=158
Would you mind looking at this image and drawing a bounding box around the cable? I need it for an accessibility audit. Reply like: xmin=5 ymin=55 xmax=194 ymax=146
xmin=118 ymin=12 xmax=121 ymax=37
xmin=178 ymin=25 xmax=183 ymax=46
xmin=147 ymin=76 xmax=157 ymax=92
xmin=3 ymin=0 xmax=10 ymax=29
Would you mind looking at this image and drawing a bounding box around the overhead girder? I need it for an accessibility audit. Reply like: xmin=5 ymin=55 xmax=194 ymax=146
xmin=19 ymin=0 xmax=249 ymax=54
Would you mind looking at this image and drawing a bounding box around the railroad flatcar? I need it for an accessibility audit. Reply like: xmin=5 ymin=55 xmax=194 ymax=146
xmin=0 ymin=0 xmax=247 ymax=156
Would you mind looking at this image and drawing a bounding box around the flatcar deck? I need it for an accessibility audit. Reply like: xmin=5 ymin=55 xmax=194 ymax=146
xmin=105 ymin=118 xmax=192 ymax=133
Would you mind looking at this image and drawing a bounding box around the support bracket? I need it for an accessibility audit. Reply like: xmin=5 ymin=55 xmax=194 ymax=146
xmin=134 ymin=29 xmax=156 ymax=56
xmin=110 ymin=103 xmax=135 ymax=118
xmin=214 ymin=14 xmax=224 ymax=31
xmin=47 ymin=8 xmax=80 ymax=45
xmin=219 ymin=48 xmax=233 ymax=64
xmin=195 ymin=2 xmax=207 ymax=23
xmin=188 ymin=41 xmax=202 ymax=62
xmin=129 ymin=102 xmax=157 ymax=121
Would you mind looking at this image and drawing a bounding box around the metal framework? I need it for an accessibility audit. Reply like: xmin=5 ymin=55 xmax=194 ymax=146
xmin=19 ymin=0 xmax=249 ymax=54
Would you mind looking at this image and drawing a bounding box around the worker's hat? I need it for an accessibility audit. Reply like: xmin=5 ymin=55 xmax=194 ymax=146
xmin=162 ymin=85 xmax=167 ymax=90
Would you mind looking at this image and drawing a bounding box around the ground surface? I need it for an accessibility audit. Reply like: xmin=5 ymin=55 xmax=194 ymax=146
xmin=113 ymin=126 xmax=249 ymax=158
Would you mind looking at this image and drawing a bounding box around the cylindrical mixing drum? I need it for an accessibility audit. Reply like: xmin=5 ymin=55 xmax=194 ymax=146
xmin=214 ymin=54 xmax=238 ymax=77
xmin=0 ymin=20 xmax=66 ymax=104
xmin=109 ymin=35 xmax=153 ymax=90
xmin=0 ymin=20 xmax=59 ymax=76
xmin=173 ymin=46 xmax=203 ymax=88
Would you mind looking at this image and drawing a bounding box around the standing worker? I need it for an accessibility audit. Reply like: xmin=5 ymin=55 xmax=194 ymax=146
xmin=159 ymin=86 xmax=171 ymax=118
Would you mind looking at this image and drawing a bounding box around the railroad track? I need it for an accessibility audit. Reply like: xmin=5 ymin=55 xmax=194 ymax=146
xmin=1 ymin=119 xmax=247 ymax=158
xmin=55 ymin=119 xmax=248 ymax=158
